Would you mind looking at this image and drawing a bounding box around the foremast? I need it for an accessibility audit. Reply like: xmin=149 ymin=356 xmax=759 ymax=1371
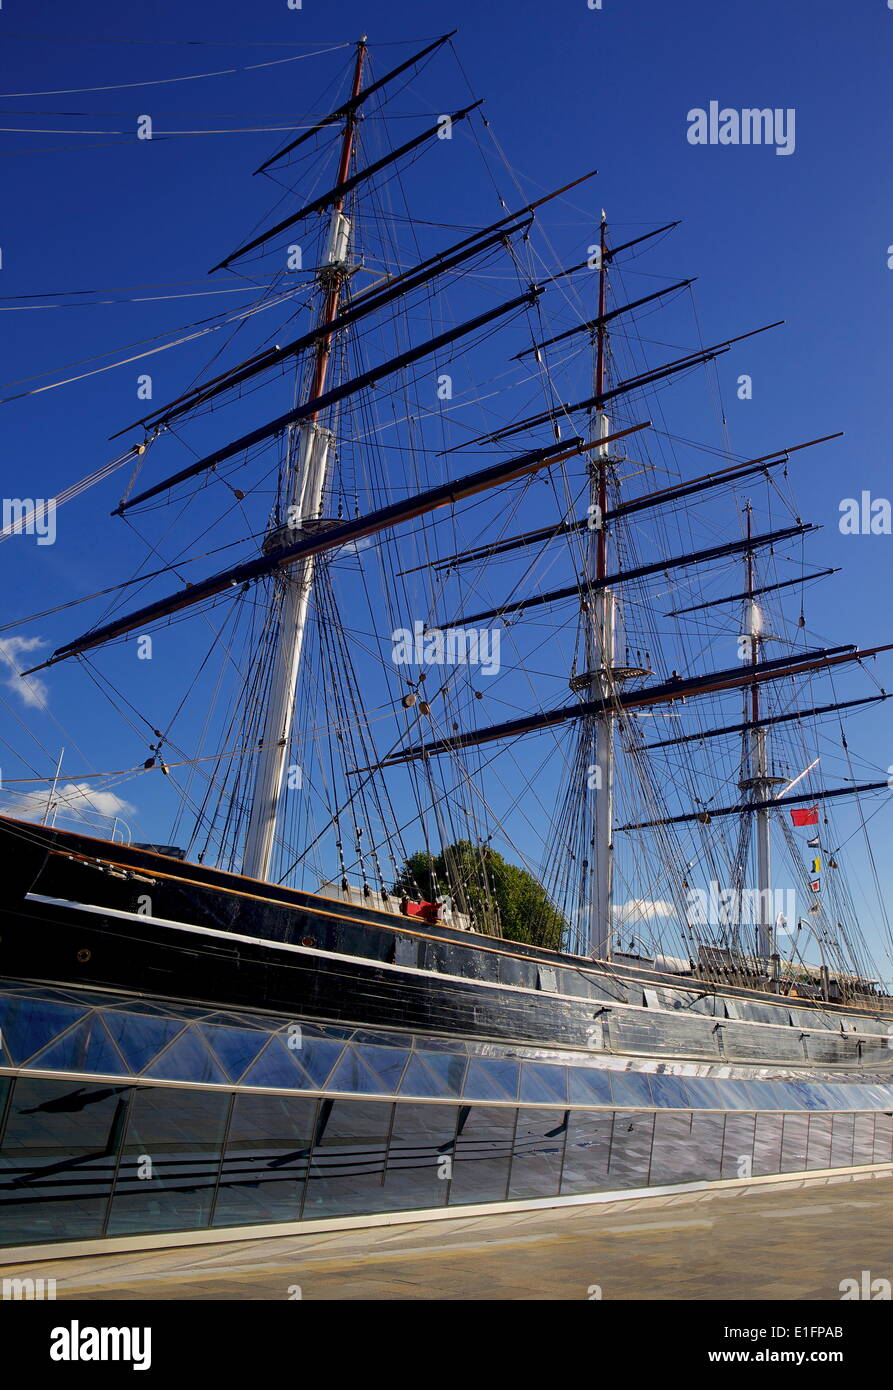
xmin=242 ymin=38 xmax=367 ymax=881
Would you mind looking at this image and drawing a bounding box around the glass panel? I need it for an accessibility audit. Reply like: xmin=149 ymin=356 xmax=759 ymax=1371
xmin=560 ymin=1110 xmax=612 ymax=1194
xmin=752 ymin=1082 xmax=789 ymax=1110
xmin=682 ymin=1078 xmax=724 ymax=1109
xmin=853 ymin=1114 xmax=876 ymax=1165
xmin=688 ymin=1112 xmax=725 ymax=1182
xmin=0 ymin=997 xmax=88 ymax=1066
xmin=610 ymin=1072 xmax=653 ymax=1108
xmin=240 ymin=1037 xmax=314 ymax=1090
xmin=399 ymin=1052 xmax=466 ymax=1099
xmin=380 ymin=1103 xmax=458 ymax=1211
xmin=721 ymin=1113 xmax=756 ymax=1180
xmin=806 ymin=1113 xmax=833 ymax=1170
xmin=648 ymin=1074 xmax=691 ymax=1108
xmin=328 ymin=1047 xmax=391 ymax=1095
xmin=303 ymin=1099 xmax=393 ymax=1219
xmin=106 ymin=1086 xmax=229 ymax=1236
xmin=200 ymin=1024 xmax=271 ymax=1083
xmin=779 ymin=1113 xmax=810 ymax=1172
xmin=519 ymin=1064 xmax=568 ymax=1105
xmin=462 ymin=1059 xmax=519 ymax=1102
xmin=213 ymin=1093 xmax=316 ymax=1228
xmin=29 ymin=1016 xmax=129 ymax=1077
xmin=752 ymin=1112 xmax=784 ymax=1176
xmin=104 ymin=1012 xmax=186 ymax=1073
xmin=0 ymin=1078 xmax=10 ymax=1145
xmin=356 ymin=1046 xmax=410 ymax=1094
xmin=0 ymin=1077 xmax=128 ymax=1246
xmin=785 ymin=1080 xmax=827 ymax=1111
xmin=841 ymin=1084 xmax=875 ymax=1111
xmin=649 ymin=1112 xmax=697 ymax=1185
xmin=448 ymin=1106 xmax=514 ymax=1205
xmin=567 ymin=1067 xmax=612 ymax=1106
xmin=714 ymin=1080 xmax=756 ymax=1111
xmin=830 ymin=1112 xmax=855 ymax=1167
xmin=292 ymin=1036 xmax=345 ymax=1088
xmin=142 ymin=1028 xmax=229 ymax=1085
xmin=508 ymin=1108 xmax=567 ymax=1199
xmin=608 ymin=1111 xmax=655 ymax=1188
xmin=806 ymin=1084 xmax=839 ymax=1110
xmin=873 ymin=1112 xmax=893 ymax=1165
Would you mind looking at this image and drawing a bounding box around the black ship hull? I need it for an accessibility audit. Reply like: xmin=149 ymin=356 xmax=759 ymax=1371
xmin=2 ymin=815 xmax=893 ymax=1256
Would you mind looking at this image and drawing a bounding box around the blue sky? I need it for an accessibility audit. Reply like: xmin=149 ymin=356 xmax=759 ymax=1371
xmin=2 ymin=0 xmax=893 ymax=972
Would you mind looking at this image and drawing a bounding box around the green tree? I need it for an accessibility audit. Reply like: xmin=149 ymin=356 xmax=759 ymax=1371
xmin=394 ymin=839 xmax=565 ymax=949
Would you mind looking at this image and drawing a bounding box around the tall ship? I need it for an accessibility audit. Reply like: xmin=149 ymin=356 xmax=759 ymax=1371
xmin=2 ymin=33 xmax=893 ymax=1258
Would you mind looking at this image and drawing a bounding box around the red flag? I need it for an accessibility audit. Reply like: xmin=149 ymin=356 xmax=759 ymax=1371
xmin=790 ymin=807 xmax=819 ymax=826
xmin=810 ymin=880 xmax=821 ymax=893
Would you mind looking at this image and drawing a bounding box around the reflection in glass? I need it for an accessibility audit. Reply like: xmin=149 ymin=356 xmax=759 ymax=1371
xmin=608 ymin=1110 xmax=655 ymax=1187
xmin=106 ymin=1086 xmax=229 ymax=1236
xmin=648 ymin=1074 xmax=691 ymax=1108
xmin=519 ymin=1064 xmax=568 ymax=1105
xmin=303 ymin=1099 xmax=393 ymax=1219
xmin=0 ymin=1077 xmax=129 ymax=1245
xmin=567 ymin=1067 xmax=612 ymax=1106
xmin=462 ymin=1059 xmax=519 ymax=1102
xmin=509 ymin=1108 xmax=567 ymax=1199
xmin=449 ymin=1106 xmax=514 ymax=1205
xmin=830 ymin=1112 xmax=855 ymax=1168
xmin=683 ymin=1078 xmax=724 ymax=1109
xmin=610 ymin=1072 xmax=653 ymax=1109
xmin=400 ymin=1051 xmax=466 ymax=1099
xmin=752 ymin=1112 xmax=784 ymax=1175
xmin=560 ymin=1110 xmax=612 ymax=1194
xmin=721 ymin=1113 xmax=756 ymax=1180
xmin=779 ymin=1113 xmax=810 ymax=1172
xmin=650 ymin=1112 xmax=697 ymax=1185
xmin=212 ymin=1093 xmax=316 ymax=1228
xmin=873 ymin=1112 xmax=893 ymax=1165
xmin=380 ymin=1103 xmax=457 ymax=1211
xmin=806 ymin=1113 xmax=833 ymax=1170
xmin=689 ymin=1112 xmax=724 ymax=1182
xmin=853 ymin=1114 xmax=876 ymax=1166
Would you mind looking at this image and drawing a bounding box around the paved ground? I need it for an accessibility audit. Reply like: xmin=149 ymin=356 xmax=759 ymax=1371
xmin=4 ymin=1171 xmax=893 ymax=1300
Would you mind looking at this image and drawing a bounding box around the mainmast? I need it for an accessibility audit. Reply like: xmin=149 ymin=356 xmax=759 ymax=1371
xmin=739 ymin=503 xmax=784 ymax=962
xmin=242 ymin=37 xmax=367 ymax=881
xmin=577 ymin=215 xmax=637 ymax=959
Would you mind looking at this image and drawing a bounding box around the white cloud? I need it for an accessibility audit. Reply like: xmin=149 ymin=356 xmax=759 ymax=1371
xmin=613 ymin=898 xmax=675 ymax=922
xmin=0 ymin=634 xmax=48 ymax=709
xmin=7 ymin=781 xmax=134 ymax=824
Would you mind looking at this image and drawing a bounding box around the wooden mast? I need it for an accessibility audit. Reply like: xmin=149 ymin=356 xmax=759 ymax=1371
xmin=242 ymin=36 xmax=367 ymax=882
xmin=583 ymin=212 xmax=617 ymax=960
xmin=740 ymin=503 xmax=784 ymax=963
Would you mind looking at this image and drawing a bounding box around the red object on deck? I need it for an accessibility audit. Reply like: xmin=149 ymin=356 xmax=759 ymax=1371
xmin=401 ymin=899 xmax=442 ymax=924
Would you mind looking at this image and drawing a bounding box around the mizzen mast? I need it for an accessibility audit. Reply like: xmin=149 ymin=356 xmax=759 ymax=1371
xmin=242 ymin=37 xmax=367 ymax=881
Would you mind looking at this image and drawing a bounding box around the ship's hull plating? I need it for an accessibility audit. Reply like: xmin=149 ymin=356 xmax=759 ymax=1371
xmin=2 ymin=817 xmax=892 ymax=1252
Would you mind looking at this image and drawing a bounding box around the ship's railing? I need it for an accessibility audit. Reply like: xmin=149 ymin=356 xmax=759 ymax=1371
xmin=0 ymin=789 xmax=131 ymax=842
